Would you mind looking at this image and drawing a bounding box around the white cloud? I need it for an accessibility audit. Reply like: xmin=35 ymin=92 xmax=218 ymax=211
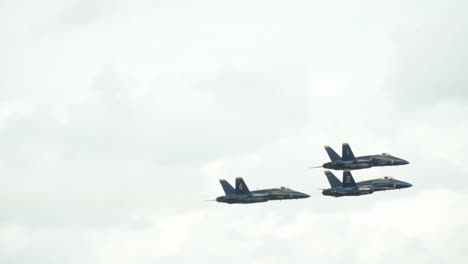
xmin=1 ymin=0 xmax=468 ymax=263
xmin=2 ymin=190 xmax=466 ymax=263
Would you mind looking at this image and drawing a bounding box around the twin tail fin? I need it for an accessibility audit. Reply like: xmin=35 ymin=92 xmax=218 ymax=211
xmin=342 ymin=143 xmax=356 ymax=161
xmin=219 ymin=177 xmax=251 ymax=195
xmin=342 ymin=170 xmax=357 ymax=187
xmin=219 ymin=179 xmax=236 ymax=195
xmin=324 ymin=170 xmax=342 ymax=188
xmin=325 ymin=146 xmax=341 ymax=161
xmin=235 ymin=177 xmax=250 ymax=194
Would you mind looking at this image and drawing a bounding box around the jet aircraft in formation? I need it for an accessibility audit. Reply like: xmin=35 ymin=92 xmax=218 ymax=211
xmin=216 ymin=177 xmax=310 ymax=204
xmin=313 ymin=143 xmax=409 ymax=170
xmin=321 ymin=170 xmax=412 ymax=197
xmin=213 ymin=143 xmax=412 ymax=204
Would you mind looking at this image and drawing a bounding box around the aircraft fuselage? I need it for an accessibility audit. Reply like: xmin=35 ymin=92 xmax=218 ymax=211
xmin=323 ymin=154 xmax=409 ymax=170
xmin=216 ymin=188 xmax=310 ymax=204
xmin=322 ymin=178 xmax=412 ymax=197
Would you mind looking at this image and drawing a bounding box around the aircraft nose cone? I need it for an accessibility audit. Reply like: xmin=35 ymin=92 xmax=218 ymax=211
xmin=394 ymin=159 xmax=409 ymax=165
xmin=400 ymin=159 xmax=410 ymax=165
xmin=399 ymin=182 xmax=412 ymax=189
xmin=296 ymin=193 xmax=310 ymax=199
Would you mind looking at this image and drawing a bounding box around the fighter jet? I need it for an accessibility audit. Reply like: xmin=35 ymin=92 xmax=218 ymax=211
xmin=314 ymin=143 xmax=409 ymax=170
xmin=321 ymin=170 xmax=412 ymax=197
xmin=215 ymin=177 xmax=310 ymax=204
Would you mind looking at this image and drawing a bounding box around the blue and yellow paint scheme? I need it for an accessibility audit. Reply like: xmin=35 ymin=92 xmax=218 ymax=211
xmin=316 ymin=143 xmax=410 ymax=171
xmin=321 ymin=170 xmax=412 ymax=197
xmin=215 ymin=178 xmax=310 ymax=204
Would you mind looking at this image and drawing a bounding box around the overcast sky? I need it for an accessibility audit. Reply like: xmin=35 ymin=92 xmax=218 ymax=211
xmin=1 ymin=0 xmax=468 ymax=263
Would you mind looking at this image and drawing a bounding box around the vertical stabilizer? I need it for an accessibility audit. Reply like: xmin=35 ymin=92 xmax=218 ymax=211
xmin=325 ymin=146 xmax=341 ymax=161
xmin=324 ymin=170 xmax=342 ymax=188
xmin=342 ymin=143 xmax=356 ymax=161
xmin=235 ymin=177 xmax=250 ymax=194
xmin=342 ymin=170 xmax=357 ymax=187
xmin=219 ymin=179 xmax=236 ymax=195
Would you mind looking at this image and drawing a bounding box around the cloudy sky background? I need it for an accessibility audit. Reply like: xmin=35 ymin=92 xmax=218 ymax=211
xmin=1 ymin=0 xmax=468 ymax=263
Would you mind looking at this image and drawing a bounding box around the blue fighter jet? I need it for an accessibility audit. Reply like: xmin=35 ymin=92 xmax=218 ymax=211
xmin=215 ymin=177 xmax=310 ymax=204
xmin=321 ymin=170 xmax=412 ymax=197
xmin=314 ymin=143 xmax=410 ymax=170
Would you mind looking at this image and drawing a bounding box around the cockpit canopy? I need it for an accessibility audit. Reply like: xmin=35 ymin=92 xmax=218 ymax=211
xmin=384 ymin=176 xmax=394 ymax=180
xmin=382 ymin=153 xmax=390 ymax=156
xmin=280 ymin=186 xmax=290 ymax=190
